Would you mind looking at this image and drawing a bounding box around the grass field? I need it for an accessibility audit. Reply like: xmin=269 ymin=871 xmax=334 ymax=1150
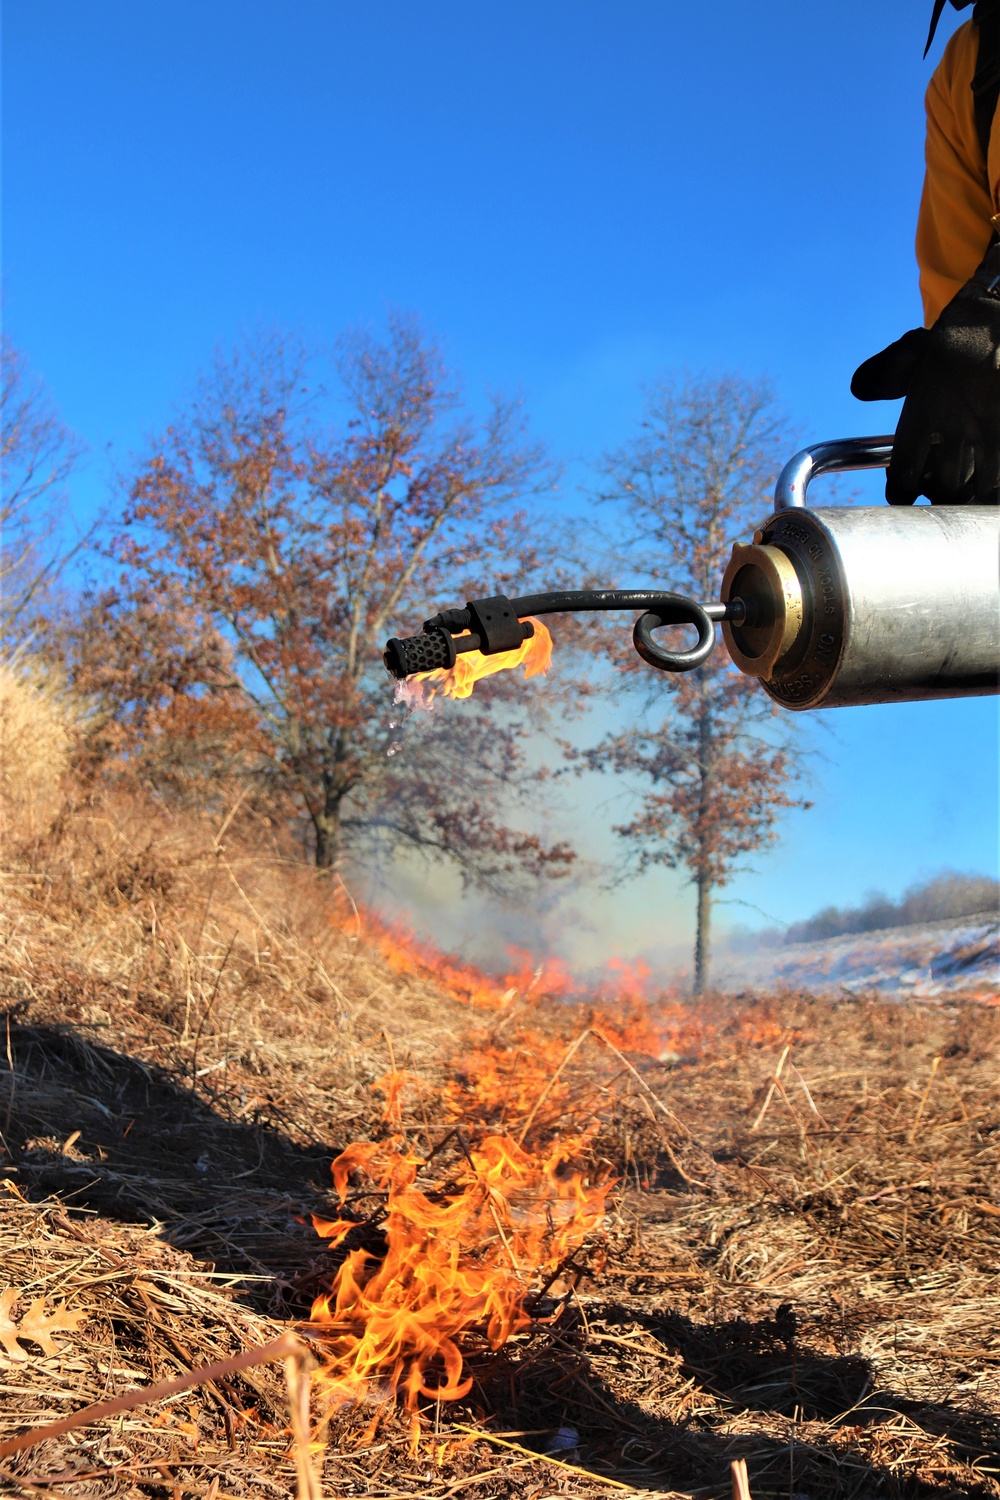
xmin=0 ymin=713 xmax=997 ymax=1499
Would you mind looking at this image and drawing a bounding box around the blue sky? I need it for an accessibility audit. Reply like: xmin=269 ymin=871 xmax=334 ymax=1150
xmin=3 ymin=1 xmax=998 ymax=968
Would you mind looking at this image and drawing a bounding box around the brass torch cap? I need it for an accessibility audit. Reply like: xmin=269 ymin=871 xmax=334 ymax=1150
xmin=721 ymin=542 xmax=804 ymax=680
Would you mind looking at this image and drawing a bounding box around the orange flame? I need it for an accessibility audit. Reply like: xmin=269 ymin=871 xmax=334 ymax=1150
xmin=310 ymin=912 xmax=798 ymax=1449
xmin=441 ymin=1029 xmax=597 ymax=1137
xmin=363 ymin=919 xmax=556 ymax=1010
xmin=399 ymin=618 xmax=552 ymax=707
xmin=309 ymin=1127 xmax=608 ymax=1449
xmin=347 ymin=908 xmax=789 ymax=1058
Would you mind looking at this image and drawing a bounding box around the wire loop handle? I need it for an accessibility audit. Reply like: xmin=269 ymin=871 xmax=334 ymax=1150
xmin=632 ymin=597 xmax=718 ymax=672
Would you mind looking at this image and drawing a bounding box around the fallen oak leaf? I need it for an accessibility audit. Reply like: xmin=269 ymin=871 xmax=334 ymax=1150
xmin=16 ymin=1297 xmax=85 ymax=1358
xmin=0 ymin=1289 xmax=27 ymax=1362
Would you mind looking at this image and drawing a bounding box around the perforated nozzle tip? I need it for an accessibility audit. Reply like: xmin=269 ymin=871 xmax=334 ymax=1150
xmin=383 ymin=626 xmax=457 ymax=680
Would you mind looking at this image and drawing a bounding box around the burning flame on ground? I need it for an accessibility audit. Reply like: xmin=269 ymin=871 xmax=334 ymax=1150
xmin=308 ymin=903 xmax=792 ymax=1450
xmin=308 ymin=1104 xmax=608 ymax=1452
xmin=370 ymin=924 xmax=546 ymax=1009
xmin=395 ymin=617 xmax=552 ymax=709
xmin=360 ymin=916 xmax=764 ymax=1060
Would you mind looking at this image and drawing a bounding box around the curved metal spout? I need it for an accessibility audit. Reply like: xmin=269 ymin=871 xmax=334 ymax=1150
xmin=384 ymin=588 xmax=743 ymax=680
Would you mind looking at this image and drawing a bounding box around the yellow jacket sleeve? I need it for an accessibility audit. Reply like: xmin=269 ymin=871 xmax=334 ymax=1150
xmin=917 ymin=19 xmax=1000 ymax=325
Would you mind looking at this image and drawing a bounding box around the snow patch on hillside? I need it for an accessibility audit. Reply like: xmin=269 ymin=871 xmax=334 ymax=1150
xmin=717 ymin=911 xmax=998 ymax=1001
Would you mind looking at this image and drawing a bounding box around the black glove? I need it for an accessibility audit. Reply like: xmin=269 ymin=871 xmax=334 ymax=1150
xmin=851 ymin=242 xmax=1000 ymax=505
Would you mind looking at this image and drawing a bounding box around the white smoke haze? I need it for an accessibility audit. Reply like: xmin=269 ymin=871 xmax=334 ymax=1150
xmin=357 ymin=845 xmax=999 ymax=1002
xmin=365 ymin=685 xmax=998 ymax=998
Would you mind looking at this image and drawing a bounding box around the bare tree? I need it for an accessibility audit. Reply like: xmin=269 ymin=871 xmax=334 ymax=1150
xmin=580 ymin=375 xmax=811 ymax=993
xmin=72 ymin=319 xmax=574 ymax=890
xmin=1 ymin=337 xmax=83 ymax=646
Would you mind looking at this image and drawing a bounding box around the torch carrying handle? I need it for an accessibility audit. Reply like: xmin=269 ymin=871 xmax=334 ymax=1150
xmin=774 ymin=435 xmax=894 ymax=510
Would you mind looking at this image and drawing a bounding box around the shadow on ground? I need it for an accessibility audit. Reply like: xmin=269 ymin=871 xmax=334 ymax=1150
xmin=1 ymin=1013 xmax=345 ymax=1315
xmin=5 ymin=1014 xmax=998 ymax=1499
xmin=467 ymin=1305 xmax=1000 ymax=1498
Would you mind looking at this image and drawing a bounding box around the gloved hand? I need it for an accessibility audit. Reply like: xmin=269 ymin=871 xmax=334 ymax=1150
xmin=851 ymin=242 xmax=1000 ymax=505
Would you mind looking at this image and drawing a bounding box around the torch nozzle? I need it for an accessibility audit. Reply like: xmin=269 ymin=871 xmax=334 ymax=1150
xmin=382 ymin=616 xmax=536 ymax=680
xmin=383 ymin=593 xmax=538 ymax=680
xmin=384 ymin=589 xmax=745 ymax=679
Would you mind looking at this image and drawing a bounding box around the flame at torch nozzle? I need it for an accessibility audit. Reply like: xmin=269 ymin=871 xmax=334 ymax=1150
xmin=384 ymin=588 xmax=736 ymax=687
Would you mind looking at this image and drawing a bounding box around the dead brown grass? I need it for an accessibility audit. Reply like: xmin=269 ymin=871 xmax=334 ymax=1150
xmin=0 ymin=701 xmax=997 ymax=1500
xmin=0 ymin=665 xmax=74 ymax=843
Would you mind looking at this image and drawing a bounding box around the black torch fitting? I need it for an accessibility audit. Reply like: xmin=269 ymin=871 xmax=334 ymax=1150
xmin=465 ymin=595 xmax=526 ymax=653
xmin=384 ymin=588 xmax=736 ymax=682
xmin=383 ymin=602 xmax=538 ymax=681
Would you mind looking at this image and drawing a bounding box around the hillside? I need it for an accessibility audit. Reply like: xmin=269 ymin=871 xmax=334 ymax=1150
xmin=1 ymin=675 xmax=998 ymax=1500
xmin=716 ymin=911 xmax=999 ymax=1001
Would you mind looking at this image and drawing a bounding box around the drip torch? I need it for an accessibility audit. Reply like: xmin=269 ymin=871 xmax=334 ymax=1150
xmin=383 ymin=438 xmax=1000 ymax=710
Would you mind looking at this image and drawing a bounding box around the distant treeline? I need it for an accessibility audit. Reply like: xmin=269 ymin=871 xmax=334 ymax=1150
xmin=784 ymin=871 xmax=999 ymax=945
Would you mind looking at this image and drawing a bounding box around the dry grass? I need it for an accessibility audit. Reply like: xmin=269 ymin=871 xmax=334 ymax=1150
xmin=0 ymin=665 xmax=74 ymax=843
xmin=0 ymin=682 xmax=997 ymax=1499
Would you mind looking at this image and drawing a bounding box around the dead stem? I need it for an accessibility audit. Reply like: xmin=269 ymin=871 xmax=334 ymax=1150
xmin=0 ymin=1334 xmax=304 ymax=1460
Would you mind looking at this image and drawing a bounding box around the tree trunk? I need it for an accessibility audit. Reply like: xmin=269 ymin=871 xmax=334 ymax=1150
xmin=313 ymin=799 xmax=341 ymax=869
xmin=694 ymin=873 xmax=712 ymax=996
xmin=693 ymin=691 xmax=712 ymax=995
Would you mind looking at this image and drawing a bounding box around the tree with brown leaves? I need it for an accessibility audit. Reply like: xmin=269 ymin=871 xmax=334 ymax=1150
xmin=74 ymin=320 xmax=574 ymax=890
xmin=581 ymin=375 xmax=811 ymax=993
